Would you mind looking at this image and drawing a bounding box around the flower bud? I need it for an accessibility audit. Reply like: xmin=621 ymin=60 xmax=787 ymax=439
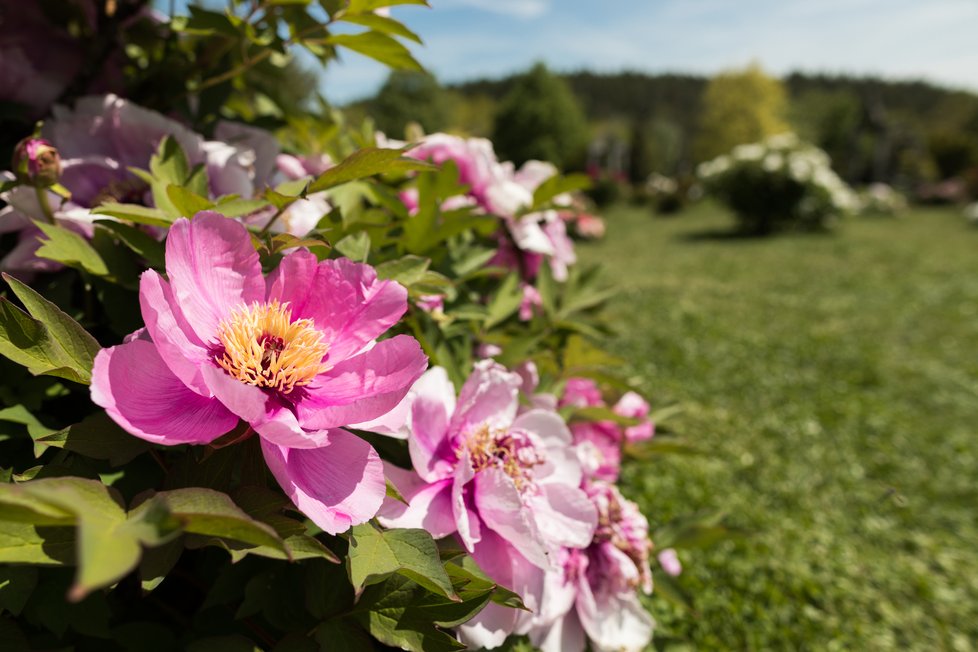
xmin=12 ymin=137 xmax=61 ymax=187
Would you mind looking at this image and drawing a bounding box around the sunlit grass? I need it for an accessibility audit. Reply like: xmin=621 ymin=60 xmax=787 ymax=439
xmin=581 ymin=202 xmax=978 ymax=650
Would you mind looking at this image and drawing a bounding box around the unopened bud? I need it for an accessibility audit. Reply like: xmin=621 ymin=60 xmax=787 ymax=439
xmin=13 ymin=137 xmax=61 ymax=187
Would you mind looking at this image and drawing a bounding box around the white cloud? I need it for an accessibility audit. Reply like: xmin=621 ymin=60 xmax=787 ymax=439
xmin=436 ymin=0 xmax=550 ymax=19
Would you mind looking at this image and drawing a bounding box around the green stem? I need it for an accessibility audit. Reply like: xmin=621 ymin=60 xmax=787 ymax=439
xmin=34 ymin=186 xmax=56 ymax=224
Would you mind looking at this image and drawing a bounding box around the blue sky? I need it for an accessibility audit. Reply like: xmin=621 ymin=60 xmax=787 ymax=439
xmin=161 ymin=0 xmax=978 ymax=103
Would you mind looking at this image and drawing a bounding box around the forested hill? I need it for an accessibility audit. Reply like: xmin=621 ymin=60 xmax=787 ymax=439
xmin=452 ymin=71 xmax=977 ymax=125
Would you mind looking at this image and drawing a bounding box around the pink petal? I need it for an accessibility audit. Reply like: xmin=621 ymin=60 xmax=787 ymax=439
xmin=199 ymin=365 xmax=329 ymax=449
xmin=453 ymin=448 xmax=480 ymax=551
xmin=449 ymin=360 xmax=521 ymax=437
xmin=295 ymin=336 xmax=428 ymax=430
xmin=377 ymin=468 xmax=456 ymax=538
xmin=164 ymin=212 xmax=264 ymax=342
xmin=260 ymin=429 xmax=385 ymax=535
xmin=530 ymin=484 xmax=598 ymax=550
xmin=512 ymin=409 xmax=572 ymax=447
xmin=139 ymin=270 xmax=212 ymax=395
xmin=474 ymin=468 xmax=549 ymax=569
xmin=532 ymin=609 xmax=586 ymax=652
xmin=266 ymin=252 xmax=409 ymax=362
xmin=407 ymin=367 xmax=457 ymax=483
xmin=91 ymin=339 xmax=238 ymax=445
xmin=577 ymin=580 xmax=654 ymax=652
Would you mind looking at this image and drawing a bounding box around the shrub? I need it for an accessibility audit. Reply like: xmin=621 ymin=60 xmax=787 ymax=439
xmin=698 ymin=133 xmax=858 ymax=233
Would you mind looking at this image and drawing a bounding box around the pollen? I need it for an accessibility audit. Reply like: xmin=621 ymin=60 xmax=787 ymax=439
xmin=464 ymin=424 xmax=543 ymax=492
xmin=215 ymin=300 xmax=329 ymax=394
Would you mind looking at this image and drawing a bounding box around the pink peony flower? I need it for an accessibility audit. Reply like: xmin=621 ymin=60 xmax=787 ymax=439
xmin=415 ymin=294 xmax=444 ymax=314
xmin=375 ymin=362 xmax=597 ymax=647
xmin=529 ymin=481 xmax=655 ymax=652
xmin=560 ymin=379 xmax=655 ymax=481
xmin=91 ymin=212 xmax=427 ymax=533
xmin=519 ymin=283 xmax=542 ymax=321
xmin=614 ymin=391 xmax=655 ymax=443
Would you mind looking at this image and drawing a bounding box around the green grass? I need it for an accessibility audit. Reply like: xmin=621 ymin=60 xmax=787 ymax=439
xmin=579 ymin=202 xmax=978 ymax=651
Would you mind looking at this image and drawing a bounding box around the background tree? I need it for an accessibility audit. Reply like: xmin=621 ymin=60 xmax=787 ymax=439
xmin=368 ymin=70 xmax=452 ymax=138
xmin=491 ymin=62 xmax=588 ymax=169
xmin=693 ymin=64 xmax=789 ymax=161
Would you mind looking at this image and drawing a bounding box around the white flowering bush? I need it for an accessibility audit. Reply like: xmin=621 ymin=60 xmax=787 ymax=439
xmin=698 ymin=133 xmax=858 ymax=233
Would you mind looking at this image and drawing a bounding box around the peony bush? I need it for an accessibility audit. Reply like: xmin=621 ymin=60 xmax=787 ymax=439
xmin=0 ymin=2 xmax=704 ymax=650
xmin=698 ymin=133 xmax=858 ymax=233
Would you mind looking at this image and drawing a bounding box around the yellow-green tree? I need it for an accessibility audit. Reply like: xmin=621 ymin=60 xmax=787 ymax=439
xmin=694 ymin=64 xmax=788 ymax=161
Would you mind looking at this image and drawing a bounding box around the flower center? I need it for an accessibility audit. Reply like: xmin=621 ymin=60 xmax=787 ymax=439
xmin=464 ymin=424 xmax=543 ymax=492
xmin=215 ymin=300 xmax=329 ymax=394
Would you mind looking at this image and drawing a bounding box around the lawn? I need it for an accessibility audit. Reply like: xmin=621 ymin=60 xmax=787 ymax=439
xmin=579 ymin=202 xmax=978 ymax=651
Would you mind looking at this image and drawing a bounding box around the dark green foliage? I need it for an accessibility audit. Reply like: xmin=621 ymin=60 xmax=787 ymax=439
xmin=491 ymin=63 xmax=589 ymax=170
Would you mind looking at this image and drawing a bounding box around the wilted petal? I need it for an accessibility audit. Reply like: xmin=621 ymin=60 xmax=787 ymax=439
xmin=165 ymin=212 xmax=265 ymax=342
xmin=260 ymin=429 xmax=385 ymax=535
xmin=91 ymin=339 xmax=237 ymax=445
xmin=295 ymin=335 xmax=427 ymax=430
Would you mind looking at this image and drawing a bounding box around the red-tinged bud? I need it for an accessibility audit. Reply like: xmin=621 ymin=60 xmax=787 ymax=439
xmin=12 ymin=137 xmax=61 ymax=188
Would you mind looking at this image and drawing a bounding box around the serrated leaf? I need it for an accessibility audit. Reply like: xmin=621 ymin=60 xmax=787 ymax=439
xmin=33 ymin=222 xmax=109 ymax=276
xmin=306 ymin=147 xmax=434 ymax=194
xmin=0 ymin=274 xmax=100 ymax=384
xmin=347 ymin=523 xmax=456 ymax=600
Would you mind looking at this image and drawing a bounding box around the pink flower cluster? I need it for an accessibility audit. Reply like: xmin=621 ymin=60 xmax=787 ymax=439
xmin=364 ymin=361 xmax=660 ymax=651
xmin=388 ymin=133 xmax=579 ymax=291
xmin=560 ymin=377 xmax=655 ymax=482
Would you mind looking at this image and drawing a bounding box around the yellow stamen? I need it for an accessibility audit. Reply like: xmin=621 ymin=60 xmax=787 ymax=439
xmin=464 ymin=424 xmax=542 ymax=492
xmin=215 ymin=300 xmax=329 ymax=394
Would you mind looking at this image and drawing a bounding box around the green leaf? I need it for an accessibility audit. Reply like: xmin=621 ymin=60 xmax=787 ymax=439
xmin=314 ymin=618 xmax=374 ymax=652
xmin=484 ymin=273 xmax=523 ymax=329
xmin=385 ymin=478 xmax=409 ymax=506
xmin=187 ymin=635 xmax=262 ymax=652
xmin=166 ymin=184 xmax=214 ymax=217
xmin=147 ymin=488 xmax=286 ymax=553
xmin=333 ymin=232 xmax=371 ymax=262
xmin=339 ymin=13 xmax=422 ymax=43
xmin=344 ymin=0 xmax=429 ymax=14
xmin=0 ymin=477 xmax=144 ymax=600
xmin=349 ymin=574 xmax=470 ymax=652
xmin=91 ymin=202 xmax=173 ymax=228
xmin=0 ymin=522 xmax=74 ymax=565
xmin=95 ymin=221 xmax=166 ymax=269
xmin=0 ymin=405 xmax=57 ymax=450
xmin=307 ymin=147 xmax=434 ymax=194
xmin=0 ymin=567 xmax=38 ymax=616
xmin=33 ymin=222 xmax=109 ymax=276
xmin=34 ymin=411 xmax=150 ymax=466
xmin=375 ymin=254 xmax=430 ymax=286
xmin=347 ymin=522 xmax=457 ymax=600
xmin=532 ymin=172 xmax=591 ymax=208
xmin=0 ymin=274 xmax=100 ymax=384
